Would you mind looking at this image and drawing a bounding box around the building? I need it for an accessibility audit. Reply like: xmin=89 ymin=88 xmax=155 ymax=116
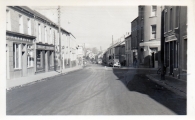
xmin=6 ymin=6 xmax=36 ymax=79
xmin=138 ymin=6 xmax=163 ymax=68
xmin=131 ymin=17 xmax=138 ymax=65
xmin=6 ymin=6 xmax=75 ymax=80
xmin=76 ymin=44 xmax=84 ymax=66
xmin=125 ymin=34 xmax=132 ymax=67
xmin=163 ymin=6 xmax=187 ymax=80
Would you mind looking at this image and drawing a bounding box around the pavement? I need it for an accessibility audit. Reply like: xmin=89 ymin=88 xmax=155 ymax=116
xmin=6 ymin=65 xmax=83 ymax=90
xmin=146 ymin=74 xmax=187 ymax=98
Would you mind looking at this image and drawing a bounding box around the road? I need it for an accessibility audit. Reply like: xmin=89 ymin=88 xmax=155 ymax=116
xmin=6 ymin=64 xmax=186 ymax=115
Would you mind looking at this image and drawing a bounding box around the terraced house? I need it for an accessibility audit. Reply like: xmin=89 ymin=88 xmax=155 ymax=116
xmin=163 ymin=6 xmax=187 ymax=80
xmin=6 ymin=6 xmax=75 ymax=80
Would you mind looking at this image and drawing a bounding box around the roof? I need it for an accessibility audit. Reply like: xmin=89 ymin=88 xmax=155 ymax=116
xmin=131 ymin=16 xmax=138 ymax=23
xmin=17 ymin=6 xmax=71 ymax=35
xmin=125 ymin=34 xmax=131 ymax=39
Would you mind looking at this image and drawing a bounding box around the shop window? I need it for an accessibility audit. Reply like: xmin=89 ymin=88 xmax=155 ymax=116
xmin=165 ymin=42 xmax=169 ymax=67
xmin=151 ymin=25 xmax=156 ymax=39
xmin=183 ymin=38 xmax=187 ymax=70
xmin=49 ymin=51 xmax=54 ymax=66
xmin=37 ymin=50 xmax=43 ymax=68
xmin=27 ymin=45 xmax=33 ymax=67
xmin=151 ymin=6 xmax=157 ymax=17
xmin=174 ymin=41 xmax=178 ymax=68
xmin=13 ymin=43 xmax=21 ymax=69
xmin=6 ymin=9 xmax=11 ymax=31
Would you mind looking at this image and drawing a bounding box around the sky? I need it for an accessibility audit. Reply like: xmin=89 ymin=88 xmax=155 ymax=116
xmin=30 ymin=6 xmax=138 ymax=50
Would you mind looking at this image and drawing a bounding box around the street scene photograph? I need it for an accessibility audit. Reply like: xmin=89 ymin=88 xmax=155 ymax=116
xmin=5 ymin=5 xmax=187 ymax=115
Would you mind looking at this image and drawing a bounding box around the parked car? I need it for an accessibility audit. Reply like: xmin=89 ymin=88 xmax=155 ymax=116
xmin=113 ymin=61 xmax=121 ymax=68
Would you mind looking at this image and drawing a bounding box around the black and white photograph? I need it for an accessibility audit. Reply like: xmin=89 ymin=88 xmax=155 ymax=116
xmin=1 ymin=0 xmax=195 ymax=119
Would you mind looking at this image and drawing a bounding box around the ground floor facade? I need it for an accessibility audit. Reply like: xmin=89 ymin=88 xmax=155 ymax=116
xmin=138 ymin=41 xmax=160 ymax=68
xmin=35 ymin=43 xmax=55 ymax=74
xmin=164 ymin=34 xmax=187 ymax=80
xmin=6 ymin=31 xmax=36 ymax=79
xmin=125 ymin=50 xmax=133 ymax=67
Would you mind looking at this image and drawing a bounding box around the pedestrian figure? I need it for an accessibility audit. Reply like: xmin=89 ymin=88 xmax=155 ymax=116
xmin=133 ymin=57 xmax=137 ymax=68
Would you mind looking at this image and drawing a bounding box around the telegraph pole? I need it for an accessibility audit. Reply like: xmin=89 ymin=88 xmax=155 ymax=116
xmin=58 ymin=6 xmax=62 ymax=73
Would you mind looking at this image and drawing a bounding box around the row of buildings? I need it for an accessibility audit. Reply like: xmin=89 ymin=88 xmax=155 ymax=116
xmin=104 ymin=5 xmax=187 ymax=80
xmin=6 ymin=6 xmax=84 ymax=80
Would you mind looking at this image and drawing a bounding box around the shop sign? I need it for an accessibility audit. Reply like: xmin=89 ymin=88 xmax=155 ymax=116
xmin=46 ymin=46 xmax=54 ymax=50
xmin=165 ymin=35 xmax=177 ymax=42
xmin=37 ymin=45 xmax=46 ymax=49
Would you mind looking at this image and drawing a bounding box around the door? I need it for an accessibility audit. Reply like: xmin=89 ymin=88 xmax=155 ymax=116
xmin=170 ymin=41 xmax=174 ymax=75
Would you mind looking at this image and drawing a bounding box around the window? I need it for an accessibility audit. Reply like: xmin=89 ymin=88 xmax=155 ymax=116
xmin=151 ymin=6 xmax=157 ymax=16
xmin=38 ymin=23 xmax=41 ymax=42
xmin=19 ymin=15 xmax=23 ymax=33
xmin=151 ymin=25 xmax=156 ymax=39
xmin=175 ymin=6 xmax=179 ymax=28
xmin=45 ymin=26 xmax=47 ymax=43
xmin=174 ymin=41 xmax=178 ymax=68
xmin=50 ymin=28 xmax=52 ymax=44
xmin=165 ymin=11 xmax=168 ymax=32
xmin=49 ymin=51 xmax=54 ymax=66
xmin=27 ymin=18 xmax=31 ymax=35
xmin=13 ymin=43 xmax=21 ymax=69
xmin=170 ymin=8 xmax=173 ymax=30
xmin=27 ymin=45 xmax=33 ymax=67
xmin=165 ymin=42 xmax=169 ymax=67
xmin=141 ymin=27 xmax=143 ymax=41
xmin=6 ymin=9 xmax=11 ymax=31
xmin=36 ymin=50 xmax=43 ymax=68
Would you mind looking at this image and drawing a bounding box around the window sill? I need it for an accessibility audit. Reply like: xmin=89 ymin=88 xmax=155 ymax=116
xmin=149 ymin=16 xmax=157 ymax=18
xmin=168 ymin=30 xmax=172 ymax=33
xmin=149 ymin=38 xmax=156 ymax=41
xmin=14 ymin=68 xmax=22 ymax=71
xmin=27 ymin=67 xmax=34 ymax=69
xmin=182 ymin=69 xmax=187 ymax=72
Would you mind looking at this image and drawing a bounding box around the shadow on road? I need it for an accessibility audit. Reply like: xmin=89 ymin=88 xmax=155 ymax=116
xmin=112 ymin=68 xmax=186 ymax=115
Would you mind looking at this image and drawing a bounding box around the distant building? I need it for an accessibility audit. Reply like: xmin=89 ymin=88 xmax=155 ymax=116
xmin=131 ymin=17 xmax=138 ymax=65
xmin=163 ymin=6 xmax=187 ymax=80
xmin=125 ymin=34 xmax=132 ymax=67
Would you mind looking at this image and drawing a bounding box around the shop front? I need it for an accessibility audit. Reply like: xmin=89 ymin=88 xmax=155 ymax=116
xmin=35 ymin=43 xmax=55 ymax=74
xmin=164 ymin=35 xmax=179 ymax=77
xmin=6 ymin=31 xmax=35 ymax=79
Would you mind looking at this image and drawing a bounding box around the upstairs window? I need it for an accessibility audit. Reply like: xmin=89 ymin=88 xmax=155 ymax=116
xmin=170 ymin=8 xmax=173 ymax=30
xmin=151 ymin=25 xmax=156 ymax=39
xmin=6 ymin=9 xmax=11 ymax=31
xmin=151 ymin=6 xmax=157 ymax=17
xmin=175 ymin=6 xmax=179 ymax=28
xmin=19 ymin=14 xmax=23 ymax=33
xmin=38 ymin=23 xmax=41 ymax=42
xmin=27 ymin=18 xmax=31 ymax=35
xmin=44 ymin=26 xmax=47 ymax=43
